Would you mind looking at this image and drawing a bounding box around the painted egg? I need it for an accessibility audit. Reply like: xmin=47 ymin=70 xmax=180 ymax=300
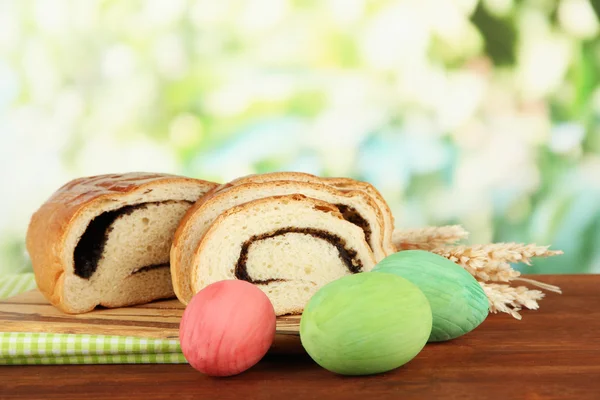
xmin=300 ymin=272 xmax=432 ymax=375
xmin=179 ymin=280 xmax=276 ymax=376
xmin=372 ymin=250 xmax=489 ymax=342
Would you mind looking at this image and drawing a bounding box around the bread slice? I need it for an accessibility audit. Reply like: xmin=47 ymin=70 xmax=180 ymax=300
xmin=26 ymin=173 xmax=217 ymax=313
xmin=171 ymin=180 xmax=386 ymax=304
xmin=187 ymin=194 xmax=377 ymax=315
xmin=223 ymin=172 xmax=396 ymax=255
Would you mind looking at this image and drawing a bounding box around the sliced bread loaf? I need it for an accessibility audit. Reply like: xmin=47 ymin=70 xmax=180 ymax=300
xmin=187 ymin=194 xmax=377 ymax=315
xmin=26 ymin=173 xmax=217 ymax=313
xmin=171 ymin=180 xmax=386 ymax=304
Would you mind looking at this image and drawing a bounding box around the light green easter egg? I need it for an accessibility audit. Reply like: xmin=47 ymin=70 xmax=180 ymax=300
xmin=300 ymin=272 xmax=432 ymax=375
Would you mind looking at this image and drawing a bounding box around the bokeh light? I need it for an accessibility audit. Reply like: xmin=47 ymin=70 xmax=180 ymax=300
xmin=1 ymin=0 xmax=599 ymax=275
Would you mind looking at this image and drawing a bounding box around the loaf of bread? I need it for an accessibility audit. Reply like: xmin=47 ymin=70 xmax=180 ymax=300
xmin=26 ymin=173 xmax=217 ymax=313
xmin=184 ymin=194 xmax=377 ymax=315
xmin=171 ymin=179 xmax=391 ymax=304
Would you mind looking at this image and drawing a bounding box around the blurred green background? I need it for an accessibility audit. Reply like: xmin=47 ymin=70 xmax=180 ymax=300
xmin=1 ymin=0 xmax=599 ymax=276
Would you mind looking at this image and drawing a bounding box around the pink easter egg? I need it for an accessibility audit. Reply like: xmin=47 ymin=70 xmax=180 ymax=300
xmin=179 ymin=280 xmax=276 ymax=377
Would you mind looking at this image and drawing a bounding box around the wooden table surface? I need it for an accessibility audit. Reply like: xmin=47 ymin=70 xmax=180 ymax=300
xmin=1 ymin=275 xmax=599 ymax=400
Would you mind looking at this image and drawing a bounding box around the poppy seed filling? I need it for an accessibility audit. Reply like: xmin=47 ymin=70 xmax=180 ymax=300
xmin=73 ymin=201 xmax=191 ymax=279
xmin=334 ymin=204 xmax=372 ymax=245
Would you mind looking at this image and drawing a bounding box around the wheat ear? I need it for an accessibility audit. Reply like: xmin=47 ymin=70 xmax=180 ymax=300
xmin=480 ymin=282 xmax=545 ymax=320
xmin=431 ymin=243 xmax=563 ymax=288
xmin=393 ymin=225 xmax=469 ymax=251
xmin=430 ymin=246 xmax=521 ymax=282
xmin=467 ymin=243 xmax=563 ymax=265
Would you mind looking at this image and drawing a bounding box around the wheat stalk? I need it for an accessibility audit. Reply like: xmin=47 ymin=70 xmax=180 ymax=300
xmin=431 ymin=243 xmax=562 ymax=289
xmin=513 ymin=277 xmax=562 ymax=293
xmin=480 ymin=282 xmax=545 ymax=320
xmin=430 ymin=245 xmax=520 ymax=282
xmin=431 ymin=242 xmax=562 ymax=319
xmin=395 ymin=227 xmax=563 ymax=319
xmin=393 ymin=225 xmax=468 ymax=251
xmin=468 ymin=243 xmax=563 ymax=265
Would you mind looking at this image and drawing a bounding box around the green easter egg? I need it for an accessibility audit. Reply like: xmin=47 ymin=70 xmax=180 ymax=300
xmin=300 ymin=272 xmax=432 ymax=376
xmin=372 ymin=250 xmax=489 ymax=342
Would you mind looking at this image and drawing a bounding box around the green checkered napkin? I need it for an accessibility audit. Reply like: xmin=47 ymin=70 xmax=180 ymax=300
xmin=0 ymin=332 xmax=186 ymax=365
xmin=0 ymin=273 xmax=187 ymax=365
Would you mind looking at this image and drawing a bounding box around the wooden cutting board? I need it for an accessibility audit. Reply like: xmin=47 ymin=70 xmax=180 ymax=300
xmin=0 ymin=290 xmax=302 ymax=352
